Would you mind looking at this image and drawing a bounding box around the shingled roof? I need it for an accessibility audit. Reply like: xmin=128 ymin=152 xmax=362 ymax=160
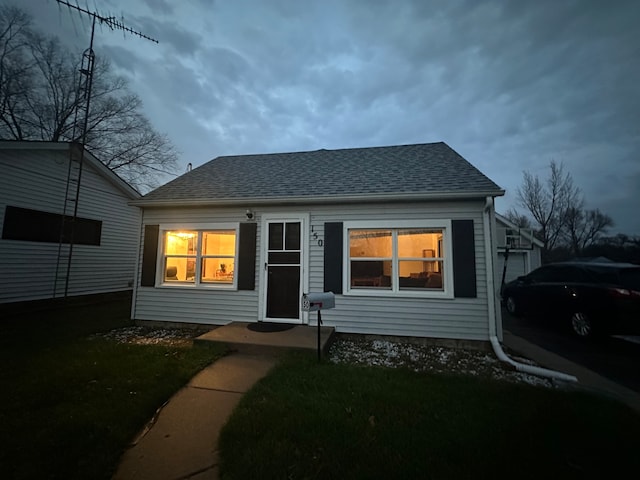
xmin=133 ymin=142 xmax=503 ymax=206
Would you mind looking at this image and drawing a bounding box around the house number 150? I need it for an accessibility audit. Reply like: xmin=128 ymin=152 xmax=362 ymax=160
xmin=311 ymin=226 xmax=323 ymax=247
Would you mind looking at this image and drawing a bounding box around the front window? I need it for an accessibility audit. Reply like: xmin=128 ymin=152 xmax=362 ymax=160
xmin=350 ymin=230 xmax=393 ymax=288
xmin=162 ymin=228 xmax=237 ymax=286
xmin=348 ymin=225 xmax=447 ymax=294
xmin=201 ymin=230 xmax=236 ymax=283
xmin=397 ymin=229 xmax=444 ymax=290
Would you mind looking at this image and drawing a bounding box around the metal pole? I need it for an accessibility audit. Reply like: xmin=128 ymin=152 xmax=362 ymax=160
xmin=500 ymin=246 xmax=510 ymax=294
xmin=63 ymin=16 xmax=96 ymax=297
xmin=317 ymin=309 xmax=322 ymax=362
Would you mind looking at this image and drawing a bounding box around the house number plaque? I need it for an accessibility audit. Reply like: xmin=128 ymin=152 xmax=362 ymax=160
xmin=311 ymin=225 xmax=323 ymax=247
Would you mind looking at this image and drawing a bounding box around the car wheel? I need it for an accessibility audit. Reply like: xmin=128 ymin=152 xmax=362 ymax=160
xmin=571 ymin=312 xmax=593 ymax=338
xmin=505 ymin=296 xmax=520 ymax=316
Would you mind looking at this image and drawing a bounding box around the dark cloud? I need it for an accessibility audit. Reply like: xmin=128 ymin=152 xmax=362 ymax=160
xmin=15 ymin=0 xmax=640 ymax=234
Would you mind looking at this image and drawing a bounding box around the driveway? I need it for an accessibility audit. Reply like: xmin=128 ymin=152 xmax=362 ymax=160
xmin=503 ymin=309 xmax=640 ymax=394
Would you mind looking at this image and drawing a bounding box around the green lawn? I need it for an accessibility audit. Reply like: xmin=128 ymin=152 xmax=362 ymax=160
xmin=219 ymin=352 xmax=640 ymax=480
xmin=0 ymin=294 xmax=224 ymax=480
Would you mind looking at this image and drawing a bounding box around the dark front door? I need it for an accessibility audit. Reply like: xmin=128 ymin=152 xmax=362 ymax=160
xmin=265 ymin=220 xmax=301 ymax=320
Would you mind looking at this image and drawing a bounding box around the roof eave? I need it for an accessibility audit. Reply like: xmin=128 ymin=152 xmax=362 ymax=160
xmin=130 ymin=190 xmax=505 ymax=207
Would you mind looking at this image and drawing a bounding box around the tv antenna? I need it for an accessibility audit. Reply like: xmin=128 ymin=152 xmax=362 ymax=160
xmin=53 ymin=0 xmax=158 ymax=298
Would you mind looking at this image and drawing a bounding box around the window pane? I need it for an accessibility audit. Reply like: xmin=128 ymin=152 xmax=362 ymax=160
xmin=2 ymin=205 xmax=102 ymax=245
xmin=285 ymin=222 xmax=301 ymax=250
xmin=165 ymin=258 xmax=196 ymax=282
xmin=202 ymin=230 xmax=236 ymax=255
xmin=269 ymin=223 xmax=283 ymax=250
xmin=528 ymin=266 xmax=554 ymax=282
xmin=201 ymin=258 xmax=235 ymax=283
xmin=349 ymin=230 xmax=392 ymax=258
xmin=399 ymin=261 xmax=443 ymax=290
xmin=350 ymin=260 xmax=392 ymax=288
xmin=165 ymin=231 xmax=197 ymax=255
xmin=398 ymin=229 xmax=443 ymax=258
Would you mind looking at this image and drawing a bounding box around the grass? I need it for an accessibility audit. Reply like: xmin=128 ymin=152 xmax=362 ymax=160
xmin=219 ymin=352 xmax=640 ymax=480
xmin=0 ymin=294 xmax=224 ymax=480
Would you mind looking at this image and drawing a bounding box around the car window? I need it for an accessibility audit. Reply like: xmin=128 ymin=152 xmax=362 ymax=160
xmin=528 ymin=265 xmax=588 ymax=283
xmin=589 ymin=267 xmax=619 ymax=285
xmin=559 ymin=266 xmax=590 ymax=282
xmin=619 ymin=268 xmax=640 ymax=290
xmin=527 ymin=266 xmax=554 ymax=282
xmin=546 ymin=266 xmax=587 ymax=283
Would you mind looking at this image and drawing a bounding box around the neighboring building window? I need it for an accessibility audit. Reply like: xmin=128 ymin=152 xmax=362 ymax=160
xmin=2 ymin=205 xmax=101 ymax=246
xmin=162 ymin=228 xmax=237 ymax=286
xmin=346 ymin=222 xmax=450 ymax=296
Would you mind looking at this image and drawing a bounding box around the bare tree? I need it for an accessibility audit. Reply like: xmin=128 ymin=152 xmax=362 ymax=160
xmin=516 ymin=160 xmax=581 ymax=258
xmin=564 ymin=207 xmax=614 ymax=255
xmin=0 ymin=6 xmax=34 ymax=140
xmin=504 ymin=207 xmax=533 ymax=229
xmin=0 ymin=6 xmax=178 ymax=191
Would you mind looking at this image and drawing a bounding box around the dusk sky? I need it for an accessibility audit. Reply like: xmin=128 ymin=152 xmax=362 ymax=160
xmin=16 ymin=0 xmax=640 ymax=235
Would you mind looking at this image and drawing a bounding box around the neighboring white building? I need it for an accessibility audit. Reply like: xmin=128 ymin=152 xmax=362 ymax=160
xmin=495 ymin=213 xmax=543 ymax=286
xmin=0 ymin=141 xmax=141 ymax=304
xmin=130 ymin=142 xmax=505 ymax=341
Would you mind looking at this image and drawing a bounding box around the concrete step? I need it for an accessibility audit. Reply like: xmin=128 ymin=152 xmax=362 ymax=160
xmin=194 ymin=321 xmax=336 ymax=357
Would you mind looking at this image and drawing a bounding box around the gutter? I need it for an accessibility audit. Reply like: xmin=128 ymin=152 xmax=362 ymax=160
xmin=130 ymin=190 xmax=505 ymax=208
xmin=483 ymin=196 xmax=577 ymax=383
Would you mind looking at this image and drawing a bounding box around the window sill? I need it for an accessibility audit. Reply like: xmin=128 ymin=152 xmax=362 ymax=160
xmin=343 ymin=289 xmax=454 ymax=300
xmin=155 ymin=283 xmax=237 ymax=291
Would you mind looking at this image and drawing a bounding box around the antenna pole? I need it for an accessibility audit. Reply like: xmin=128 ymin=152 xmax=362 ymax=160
xmin=55 ymin=0 xmax=159 ymax=43
xmin=53 ymin=0 xmax=158 ymax=299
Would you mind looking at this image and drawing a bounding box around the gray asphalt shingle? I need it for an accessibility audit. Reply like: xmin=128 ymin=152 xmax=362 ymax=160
xmin=139 ymin=142 xmax=503 ymax=203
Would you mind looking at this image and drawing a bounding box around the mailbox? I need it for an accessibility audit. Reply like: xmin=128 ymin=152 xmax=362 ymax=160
xmin=302 ymin=292 xmax=335 ymax=312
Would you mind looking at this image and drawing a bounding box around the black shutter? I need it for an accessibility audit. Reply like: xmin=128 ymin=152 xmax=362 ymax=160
xmin=451 ymin=219 xmax=477 ymax=298
xmin=324 ymin=222 xmax=343 ymax=294
xmin=140 ymin=225 xmax=159 ymax=287
xmin=237 ymin=222 xmax=257 ymax=290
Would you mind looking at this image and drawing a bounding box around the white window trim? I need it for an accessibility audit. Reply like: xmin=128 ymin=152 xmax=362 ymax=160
xmin=342 ymin=220 xmax=454 ymax=299
xmin=156 ymin=222 xmax=239 ymax=290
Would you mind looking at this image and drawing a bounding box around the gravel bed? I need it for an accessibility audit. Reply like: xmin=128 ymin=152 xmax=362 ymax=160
xmin=91 ymin=326 xmax=202 ymax=347
xmin=93 ymin=327 xmax=555 ymax=388
xmin=328 ymin=337 xmax=555 ymax=388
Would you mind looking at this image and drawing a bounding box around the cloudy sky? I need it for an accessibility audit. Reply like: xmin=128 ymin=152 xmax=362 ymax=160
xmin=16 ymin=0 xmax=640 ymax=234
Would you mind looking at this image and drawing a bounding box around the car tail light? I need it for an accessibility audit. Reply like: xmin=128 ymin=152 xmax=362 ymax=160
xmin=608 ymin=288 xmax=631 ymax=298
xmin=607 ymin=288 xmax=640 ymax=298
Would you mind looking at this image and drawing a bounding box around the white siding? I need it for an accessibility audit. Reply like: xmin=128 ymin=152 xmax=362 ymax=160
xmin=132 ymin=207 xmax=259 ymax=324
xmin=133 ymin=200 xmax=492 ymax=341
xmin=529 ymin=247 xmax=542 ymax=270
xmin=496 ymin=251 xmax=526 ymax=284
xmin=0 ymin=147 xmax=141 ymax=303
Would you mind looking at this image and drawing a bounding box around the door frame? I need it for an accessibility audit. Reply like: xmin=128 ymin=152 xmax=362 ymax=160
xmin=259 ymin=213 xmax=310 ymax=324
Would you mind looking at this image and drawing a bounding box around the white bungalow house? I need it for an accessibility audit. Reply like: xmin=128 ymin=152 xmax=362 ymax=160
xmin=495 ymin=213 xmax=543 ymax=286
xmin=0 ymin=141 xmax=141 ymax=304
xmin=130 ymin=142 xmax=506 ymax=341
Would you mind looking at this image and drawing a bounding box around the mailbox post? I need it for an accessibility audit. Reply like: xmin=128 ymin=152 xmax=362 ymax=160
xmin=301 ymin=292 xmax=335 ymax=361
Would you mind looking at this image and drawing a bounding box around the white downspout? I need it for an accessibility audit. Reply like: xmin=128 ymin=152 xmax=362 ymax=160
xmin=483 ymin=197 xmax=577 ymax=383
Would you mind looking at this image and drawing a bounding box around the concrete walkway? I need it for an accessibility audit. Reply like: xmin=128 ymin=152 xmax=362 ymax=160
xmin=113 ymin=328 xmax=638 ymax=479
xmin=113 ymin=353 xmax=277 ymax=480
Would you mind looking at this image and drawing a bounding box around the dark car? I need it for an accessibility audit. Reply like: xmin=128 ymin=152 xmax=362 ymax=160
xmin=501 ymin=261 xmax=640 ymax=338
